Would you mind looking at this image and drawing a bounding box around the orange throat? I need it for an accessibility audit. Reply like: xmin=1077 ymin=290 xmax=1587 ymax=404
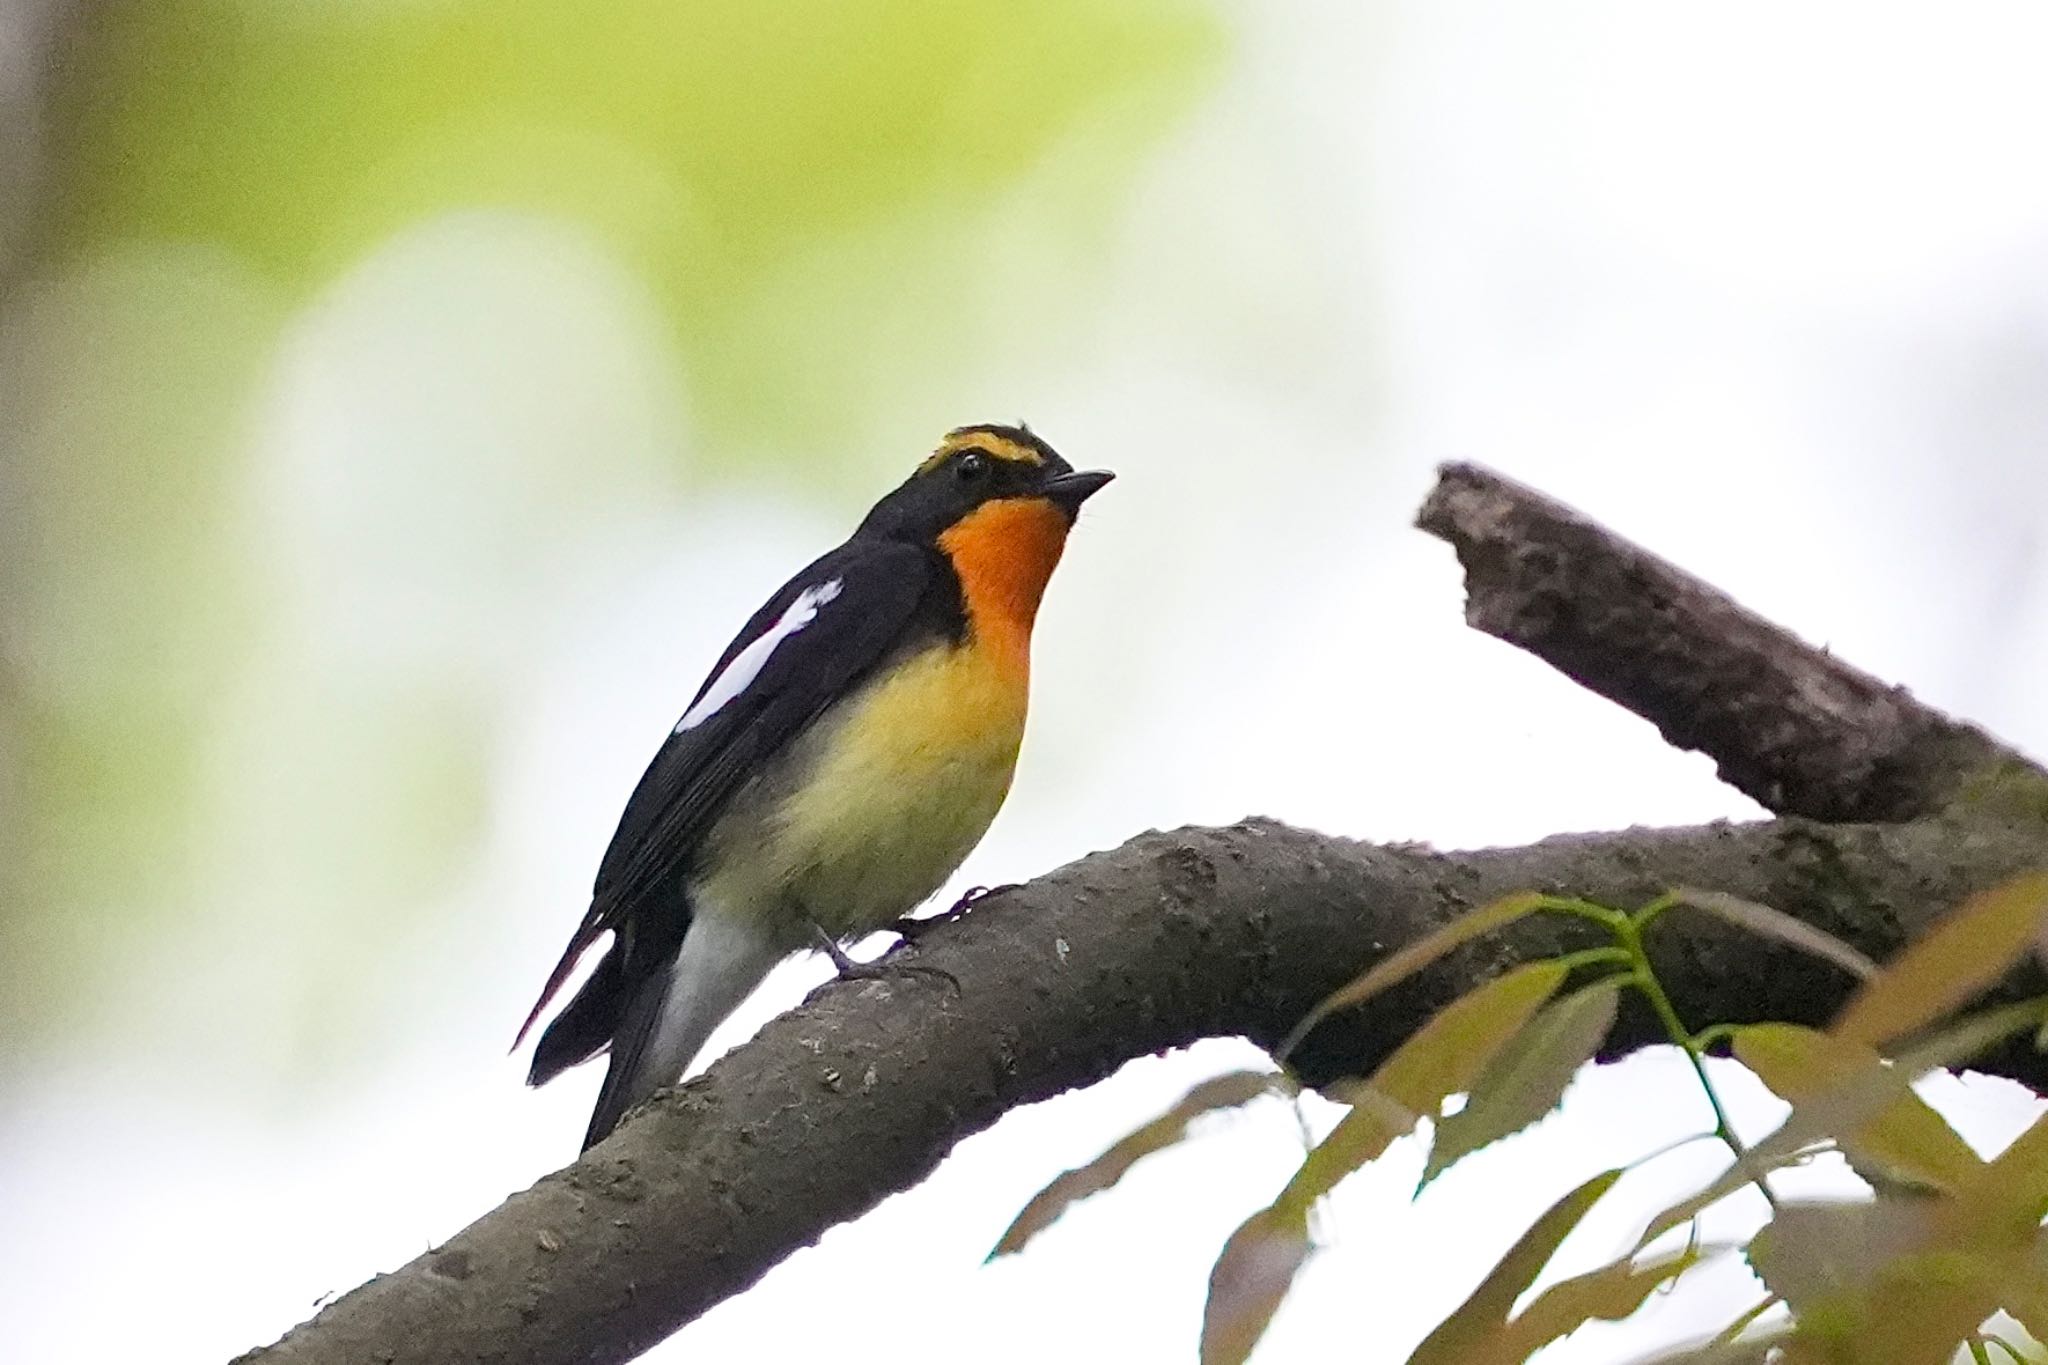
xmin=937 ymin=497 xmax=1072 ymax=665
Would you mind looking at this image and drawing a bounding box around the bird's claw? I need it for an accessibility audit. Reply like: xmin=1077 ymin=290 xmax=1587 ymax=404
xmin=811 ymin=925 xmax=961 ymax=995
xmin=888 ymin=882 xmax=1019 ymax=942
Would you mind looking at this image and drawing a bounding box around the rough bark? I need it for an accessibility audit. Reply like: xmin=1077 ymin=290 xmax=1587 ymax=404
xmin=1417 ymin=461 xmax=2039 ymax=822
xmin=236 ymin=462 xmax=2048 ymax=1365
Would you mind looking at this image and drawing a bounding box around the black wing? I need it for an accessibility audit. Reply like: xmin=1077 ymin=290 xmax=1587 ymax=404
xmin=515 ymin=538 xmax=933 ymax=1048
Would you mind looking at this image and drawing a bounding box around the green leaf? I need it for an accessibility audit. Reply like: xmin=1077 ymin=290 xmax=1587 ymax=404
xmin=1477 ymin=1249 xmax=1702 ymax=1365
xmin=1940 ymin=1109 xmax=2048 ymax=1250
xmin=1348 ymin=960 xmax=1573 ymax=1112
xmin=1733 ymin=1024 xmax=1982 ymax=1194
xmin=1293 ymin=961 xmax=1571 ymax=1212
xmin=989 ymin=1069 xmax=1285 ymax=1259
xmin=1672 ymin=888 xmax=1878 ymax=982
xmin=1278 ymin=892 xmax=1554 ymax=1062
xmin=1746 ymin=1198 xmax=1937 ymax=1310
xmin=1833 ymin=873 xmax=2048 ymax=1049
xmin=1809 ymin=1117 xmax=2048 ymax=1360
xmin=1201 ymin=1206 xmax=1311 ymax=1365
xmin=1202 ymin=962 xmax=1577 ymax=1361
xmin=1832 ymin=1248 xmax=2019 ymax=1363
xmin=2000 ymin=1273 xmax=2048 ymax=1355
xmin=1406 ymin=1168 xmax=1624 ymax=1365
xmin=1277 ymin=1087 xmax=1420 ymax=1223
xmin=1637 ymin=1000 xmax=2048 ymax=1254
xmin=1422 ymin=981 xmax=1622 ymax=1187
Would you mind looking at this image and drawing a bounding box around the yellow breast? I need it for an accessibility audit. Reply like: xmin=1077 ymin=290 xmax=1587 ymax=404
xmin=698 ymin=638 xmax=1028 ymax=939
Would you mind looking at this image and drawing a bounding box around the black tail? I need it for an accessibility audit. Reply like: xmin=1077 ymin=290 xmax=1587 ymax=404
xmin=568 ymin=911 xmax=784 ymax=1150
xmin=579 ymin=965 xmax=676 ymax=1149
xmin=526 ymin=894 xmax=778 ymax=1152
xmin=527 ymin=945 xmax=626 ymax=1088
xmin=528 ymin=937 xmax=676 ymax=1151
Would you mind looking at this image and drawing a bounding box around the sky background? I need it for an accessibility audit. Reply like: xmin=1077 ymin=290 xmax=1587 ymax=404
xmin=5 ymin=2 xmax=2048 ymax=1361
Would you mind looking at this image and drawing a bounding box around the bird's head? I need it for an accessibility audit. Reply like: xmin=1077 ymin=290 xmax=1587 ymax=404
xmin=858 ymin=423 xmax=1113 ymax=638
xmin=856 ymin=423 xmax=1113 ymax=546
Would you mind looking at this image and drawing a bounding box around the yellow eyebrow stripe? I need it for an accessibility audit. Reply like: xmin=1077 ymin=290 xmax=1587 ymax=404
xmin=918 ymin=427 xmax=1047 ymax=474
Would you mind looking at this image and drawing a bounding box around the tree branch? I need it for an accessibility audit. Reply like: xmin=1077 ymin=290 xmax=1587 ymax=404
xmin=239 ymin=811 xmax=2048 ymax=1365
xmin=1416 ymin=461 xmax=2039 ymax=822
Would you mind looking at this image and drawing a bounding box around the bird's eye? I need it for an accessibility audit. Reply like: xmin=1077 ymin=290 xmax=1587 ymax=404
xmin=955 ymin=450 xmax=990 ymax=483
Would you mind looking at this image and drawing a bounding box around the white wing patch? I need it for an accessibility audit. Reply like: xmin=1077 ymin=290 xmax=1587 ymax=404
xmin=674 ymin=578 xmax=844 ymax=733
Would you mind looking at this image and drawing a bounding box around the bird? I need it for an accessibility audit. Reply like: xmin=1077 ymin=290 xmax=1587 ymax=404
xmin=516 ymin=423 xmax=1113 ymax=1149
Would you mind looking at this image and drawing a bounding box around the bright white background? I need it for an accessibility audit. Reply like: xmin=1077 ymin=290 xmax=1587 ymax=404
xmin=8 ymin=2 xmax=2048 ymax=1361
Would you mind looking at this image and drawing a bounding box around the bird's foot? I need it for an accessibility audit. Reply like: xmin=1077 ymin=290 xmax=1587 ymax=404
xmin=811 ymin=925 xmax=960 ymax=994
xmin=887 ymin=882 xmax=1019 ymax=942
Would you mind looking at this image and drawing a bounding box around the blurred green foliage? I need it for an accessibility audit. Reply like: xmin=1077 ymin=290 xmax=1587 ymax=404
xmin=50 ymin=0 xmax=1223 ymax=453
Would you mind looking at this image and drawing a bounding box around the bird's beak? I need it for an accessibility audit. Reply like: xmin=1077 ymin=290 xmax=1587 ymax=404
xmin=1043 ymin=469 xmax=1115 ymax=516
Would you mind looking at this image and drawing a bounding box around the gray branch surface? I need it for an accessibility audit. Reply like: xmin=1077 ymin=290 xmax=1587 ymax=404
xmin=1417 ymin=461 xmax=2040 ymax=822
xmin=238 ymin=464 xmax=2048 ymax=1365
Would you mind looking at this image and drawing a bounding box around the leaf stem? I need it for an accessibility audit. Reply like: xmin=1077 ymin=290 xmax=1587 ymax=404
xmin=1691 ymin=1022 xmax=1740 ymax=1051
xmin=1530 ymin=895 xmax=1631 ymax=930
xmin=1617 ymin=917 xmax=1778 ymax=1210
xmin=1621 ymin=1129 xmax=1723 ymax=1175
xmin=1980 ymin=1335 xmax=2031 ymax=1365
xmin=1631 ymin=889 xmax=1683 ymax=933
xmin=1551 ymin=945 xmax=1634 ymax=974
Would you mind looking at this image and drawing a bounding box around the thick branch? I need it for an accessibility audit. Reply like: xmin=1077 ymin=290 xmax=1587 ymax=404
xmin=1416 ymin=462 xmax=2040 ymax=821
xmin=241 ymin=811 xmax=2048 ymax=1365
